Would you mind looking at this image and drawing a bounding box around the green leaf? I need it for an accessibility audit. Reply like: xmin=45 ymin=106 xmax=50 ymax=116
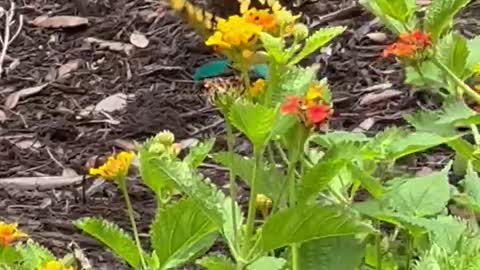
xmin=417 ymin=216 xmax=468 ymax=253
xmin=221 ymin=198 xmax=243 ymax=259
xmin=16 ymin=240 xmax=55 ymax=270
xmin=193 ymin=60 xmax=230 ymax=81
xmin=384 ymin=166 xmax=451 ymax=217
xmin=424 ymin=0 xmax=471 ymax=42
xmin=253 ymin=64 xmax=268 ymax=78
xmin=299 ymin=236 xmax=365 ymax=270
xmin=260 ymin=33 xmax=286 ymax=63
xmin=299 ymin=142 xmax=359 ymax=204
xmin=405 ymin=60 xmax=444 ymax=87
xmin=184 ymin=139 xmax=215 ymax=169
xmin=467 ymin=36 xmax=480 ymax=70
xmin=359 ymin=0 xmax=415 ymax=33
xmin=228 ymin=101 xmax=276 ymax=148
xmin=152 ymin=158 xmax=226 ymax=226
xmin=435 ymin=98 xmax=480 ymax=126
xmin=247 ymin=257 xmax=286 ymax=270
xmin=261 ymin=205 xmax=373 ymax=251
xmin=74 ymin=217 xmax=142 ymax=269
xmin=151 ymin=198 xmax=218 ymax=269
xmin=462 ymin=164 xmax=480 ymax=202
xmin=310 ymin=131 xmax=370 ymax=148
xmin=196 ymin=255 xmax=236 ymax=270
xmin=0 ymin=246 xmax=21 ymax=267
xmin=364 ymin=243 xmax=399 ymax=270
xmin=213 ymin=152 xmax=284 ymax=202
xmin=438 ymin=33 xmax=470 ymax=80
xmin=348 ymin=164 xmax=385 ymax=199
xmin=290 ymin=26 xmax=346 ymax=65
xmin=138 ymin=146 xmax=175 ymax=197
xmin=271 ymin=65 xmax=317 ymax=105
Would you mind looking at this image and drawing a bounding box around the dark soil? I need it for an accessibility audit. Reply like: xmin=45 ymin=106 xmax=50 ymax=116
xmin=1 ymin=0 xmax=479 ymax=269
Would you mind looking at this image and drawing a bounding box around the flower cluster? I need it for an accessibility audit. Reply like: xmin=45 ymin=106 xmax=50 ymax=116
xmin=89 ymin=151 xmax=135 ymax=181
xmin=37 ymin=260 xmax=74 ymax=270
xmin=281 ymin=82 xmax=332 ymax=127
xmin=383 ymin=30 xmax=431 ymax=60
xmin=0 ymin=222 xmax=27 ymax=246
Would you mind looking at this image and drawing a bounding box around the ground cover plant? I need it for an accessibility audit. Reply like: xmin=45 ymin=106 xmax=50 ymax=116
xmin=2 ymin=0 xmax=480 ymax=269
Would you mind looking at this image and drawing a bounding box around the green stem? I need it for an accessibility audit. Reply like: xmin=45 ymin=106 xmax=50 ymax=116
xmin=375 ymin=221 xmax=382 ymax=270
xmin=226 ymin=123 xmax=240 ymax=257
xmin=287 ymin=155 xmax=299 ymax=270
xmin=242 ymin=148 xmax=262 ymax=261
xmin=470 ymin=124 xmax=480 ymax=146
xmin=431 ymin=57 xmax=480 ymax=104
xmin=405 ymin=233 xmax=412 ymax=270
xmin=119 ymin=182 xmax=148 ymax=270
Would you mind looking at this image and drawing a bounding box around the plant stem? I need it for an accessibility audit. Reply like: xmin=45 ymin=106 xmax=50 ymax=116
xmin=243 ymin=148 xmax=262 ymax=260
xmin=405 ymin=233 xmax=412 ymax=270
xmin=375 ymin=221 xmax=382 ymax=270
xmin=471 ymin=124 xmax=480 ymax=146
xmin=226 ymin=123 xmax=239 ymax=255
xmin=286 ymin=154 xmax=299 ymax=270
xmin=431 ymin=57 xmax=480 ymax=104
xmin=119 ymin=182 xmax=148 ymax=270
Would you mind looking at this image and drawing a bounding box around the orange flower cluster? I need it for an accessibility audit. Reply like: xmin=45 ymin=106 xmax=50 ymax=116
xmin=281 ymin=85 xmax=332 ymax=126
xmin=383 ymin=30 xmax=431 ymax=58
xmin=0 ymin=222 xmax=27 ymax=246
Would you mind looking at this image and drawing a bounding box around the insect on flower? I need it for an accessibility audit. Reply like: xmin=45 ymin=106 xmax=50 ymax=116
xmin=37 ymin=260 xmax=74 ymax=270
xmin=89 ymin=151 xmax=135 ymax=181
xmin=383 ymin=30 xmax=431 ymax=59
xmin=0 ymin=222 xmax=27 ymax=246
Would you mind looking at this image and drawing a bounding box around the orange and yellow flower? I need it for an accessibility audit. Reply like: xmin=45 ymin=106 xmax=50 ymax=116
xmin=89 ymin=151 xmax=135 ymax=181
xmin=243 ymin=8 xmax=277 ymax=32
xmin=0 ymin=222 xmax=27 ymax=246
xmin=37 ymin=260 xmax=74 ymax=270
xmin=249 ymin=79 xmax=265 ymax=97
xmin=281 ymin=95 xmax=332 ymax=126
xmin=383 ymin=30 xmax=431 ymax=59
xmin=205 ymin=15 xmax=262 ymax=51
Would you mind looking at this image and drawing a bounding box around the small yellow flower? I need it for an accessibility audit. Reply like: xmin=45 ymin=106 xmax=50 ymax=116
xmin=37 ymin=260 xmax=74 ymax=270
xmin=243 ymin=8 xmax=277 ymax=31
xmin=89 ymin=151 xmax=135 ymax=181
xmin=205 ymin=15 xmax=261 ymax=50
xmin=255 ymin=194 xmax=272 ymax=217
xmin=249 ymin=79 xmax=265 ymax=97
xmin=205 ymin=32 xmax=231 ymax=50
xmin=305 ymin=82 xmax=323 ymax=101
xmin=0 ymin=222 xmax=27 ymax=246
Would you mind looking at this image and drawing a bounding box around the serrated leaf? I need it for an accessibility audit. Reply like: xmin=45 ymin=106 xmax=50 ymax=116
xmin=74 ymin=217 xmax=142 ymax=268
xmin=271 ymin=65 xmax=317 ymax=105
xmin=364 ymin=243 xmax=398 ymax=270
xmin=16 ymin=240 xmax=55 ymax=269
xmin=151 ymin=198 xmax=218 ymax=269
xmin=438 ymin=33 xmax=470 ymax=80
xmin=0 ymin=246 xmax=22 ymax=266
xmin=260 ymin=32 xmax=286 ymax=63
xmin=299 ymin=143 xmax=359 ymax=204
xmin=384 ymin=167 xmax=451 ymax=217
xmin=290 ymin=26 xmax=346 ymax=65
xmin=221 ymin=198 xmax=243 ymax=259
xmin=405 ymin=60 xmax=444 ymax=87
xmin=228 ymin=101 xmax=276 ymax=148
xmin=248 ymin=257 xmax=286 ymax=270
xmin=435 ymin=98 xmax=480 ymax=126
xmin=424 ymin=0 xmax=471 ymax=42
xmin=196 ymin=254 xmax=236 ymax=270
xmin=261 ymin=205 xmax=373 ymax=251
xmin=193 ymin=60 xmax=230 ymax=81
xmin=299 ymin=236 xmax=365 ymax=270
xmin=462 ymin=164 xmax=480 ymax=203
xmin=466 ymin=36 xmax=480 ymax=70
xmin=416 ymin=216 xmax=468 ymax=253
xmin=138 ymin=146 xmax=175 ymax=197
xmin=213 ymin=152 xmax=284 ymax=202
xmin=310 ymin=131 xmax=370 ymax=148
xmin=184 ymin=138 xmax=215 ymax=169
xmin=348 ymin=164 xmax=385 ymax=199
xmin=359 ymin=0 xmax=409 ymax=33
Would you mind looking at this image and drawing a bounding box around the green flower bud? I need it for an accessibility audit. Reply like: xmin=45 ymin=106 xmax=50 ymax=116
xmin=155 ymin=130 xmax=175 ymax=145
xmin=293 ymin=23 xmax=309 ymax=40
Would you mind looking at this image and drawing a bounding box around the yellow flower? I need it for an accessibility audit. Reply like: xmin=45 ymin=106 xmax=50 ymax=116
xmin=0 ymin=222 xmax=27 ymax=246
xmin=255 ymin=194 xmax=272 ymax=217
xmin=205 ymin=15 xmax=261 ymax=50
xmin=305 ymin=82 xmax=323 ymax=101
xmin=89 ymin=151 xmax=135 ymax=181
xmin=249 ymin=79 xmax=265 ymax=97
xmin=37 ymin=260 xmax=74 ymax=270
xmin=243 ymin=8 xmax=277 ymax=31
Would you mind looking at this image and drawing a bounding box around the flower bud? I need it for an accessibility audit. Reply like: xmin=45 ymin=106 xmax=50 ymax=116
xmin=293 ymin=23 xmax=309 ymax=40
xmin=155 ymin=130 xmax=175 ymax=145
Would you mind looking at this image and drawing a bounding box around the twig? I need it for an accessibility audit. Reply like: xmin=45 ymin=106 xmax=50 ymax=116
xmin=0 ymin=2 xmax=24 ymax=79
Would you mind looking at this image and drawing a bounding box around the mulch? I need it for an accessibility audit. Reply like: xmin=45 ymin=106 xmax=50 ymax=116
xmin=1 ymin=0 xmax=479 ymax=269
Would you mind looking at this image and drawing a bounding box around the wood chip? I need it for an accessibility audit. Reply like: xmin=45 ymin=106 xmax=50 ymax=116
xmin=359 ymin=89 xmax=403 ymax=106
xmin=366 ymin=32 xmax=387 ymax=43
xmin=94 ymin=93 xmax=128 ymax=112
xmin=84 ymin=37 xmax=134 ymax=55
xmin=14 ymin=139 xmax=43 ymax=149
xmin=62 ymin=167 xmax=79 ymax=177
xmin=58 ymin=59 xmax=82 ymax=79
xmin=112 ymin=139 xmax=137 ymax=151
xmin=5 ymin=83 xmax=48 ymax=109
xmin=129 ymin=31 xmax=149 ymax=48
xmin=31 ymin=15 xmax=89 ymax=28
xmin=0 ymin=176 xmax=83 ymax=190
xmin=0 ymin=110 xmax=6 ymax=123
xmin=353 ymin=118 xmax=376 ymax=132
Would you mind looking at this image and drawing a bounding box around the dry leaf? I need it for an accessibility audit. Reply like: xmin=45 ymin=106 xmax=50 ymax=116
xmin=32 ymin=15 xmax=89 ymax=28
xmin=366 ymin=32 xmax=387 ymax=43
xmin=15 ymin=139 xmax=43 ymax=149
xmin=5 ymin=83 xmax=48 ymax=109
xmin=359 ymin=89 xmax=402 ymax=106
xmin=129 ymin=31 xmax=149 ymax=48
xmin=62 ymin=167 xmax=79 ymax=177
xmin=58 ymin=59 xmax=82 ymax=79
xmin=94 ymin=93 xmax=128 ymax=112
xmin=0 ymin=110 xmax=6 ymax=123
xmin=353 ymin=118 xmax=376 ymax=132
xmin=112 ymin=139 xmax=136 ymax=151
xmin=84 ymin=37 xmax=134 ymax=55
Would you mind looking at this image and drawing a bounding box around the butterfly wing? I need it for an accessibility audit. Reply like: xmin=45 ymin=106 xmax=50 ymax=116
xmin=168 ymin=0 xmax=222 ymax=39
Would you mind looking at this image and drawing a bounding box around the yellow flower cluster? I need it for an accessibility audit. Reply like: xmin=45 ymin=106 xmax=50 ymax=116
xmin=37 ymin=260 xmax=74 ymax=270
xmin=89 ymin=151 xmax=135 ymax=181
xmin=0 ymin=222 xmax=27 ymax=246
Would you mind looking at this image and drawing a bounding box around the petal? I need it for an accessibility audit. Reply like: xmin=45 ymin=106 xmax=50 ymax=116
xmin=306 ymin=105 xmax=331 ymax=124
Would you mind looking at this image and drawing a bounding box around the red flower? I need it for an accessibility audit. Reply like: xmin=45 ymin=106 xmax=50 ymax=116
xmin=281 ymin=96 xmax=300 ymax=114
xmin=383 ymin=30 xmax=431 ymax=58
xmin=306 ymin=104 xmax=331 ymax=124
